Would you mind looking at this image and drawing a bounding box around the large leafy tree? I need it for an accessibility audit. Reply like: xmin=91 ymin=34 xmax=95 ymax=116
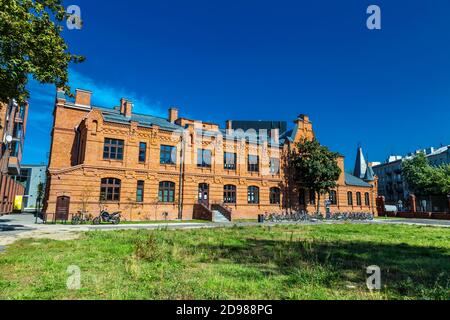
xmin=290 ymin=138 xmax=342 ymax=213
xmin=403 ymin=153 xmax=450 ymax=196
xmin=0 ymin=0 xmax=84 ymax=104
xmin=439 ymin=165 xmax=450 ymax=195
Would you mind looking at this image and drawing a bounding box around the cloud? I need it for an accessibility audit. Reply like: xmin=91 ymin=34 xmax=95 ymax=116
xmin=23 ymin=69 xmax=164 ymax=163
xmin=68 ymin=69 xmax=164 ymax=116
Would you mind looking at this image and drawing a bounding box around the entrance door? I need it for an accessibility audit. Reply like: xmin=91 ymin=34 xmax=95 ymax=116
xmin=198 ymin=184 xmax=209 ymax=207
xmin=55 ymin=196 xmax=70 ymax=221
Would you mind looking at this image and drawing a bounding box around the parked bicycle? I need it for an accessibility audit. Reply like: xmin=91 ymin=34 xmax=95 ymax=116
xmin=264 ymin=211 xmax=312 ymax=223
xmin=263 ymin=211 xmax=374 ymax=223
xmin=71 ymin=211 xmax=91 ymax=225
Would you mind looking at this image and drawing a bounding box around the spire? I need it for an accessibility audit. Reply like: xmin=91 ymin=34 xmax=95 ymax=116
xmin=353 ymin=146 xmax=367 ymax=179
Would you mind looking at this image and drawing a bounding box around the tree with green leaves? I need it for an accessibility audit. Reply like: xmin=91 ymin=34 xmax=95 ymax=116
xmin=438 ymin=165 xmax=450 ymax=195
xmin=403 ymin=153 xmax=450 ymax=196
xmin=0 ymin=0 xmax=84 ymax=104
xmin=290 ymin=138 xmax=342 ymax=214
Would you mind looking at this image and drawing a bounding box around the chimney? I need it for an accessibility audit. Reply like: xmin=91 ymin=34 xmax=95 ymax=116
xmin=120 ymin=98 xmax=133 ymax=118
xmin=120 ymin=98 xmax=126 ymax=114
xmin=299 ymin=114 xmax=309 ymax=122
xmin=75 ymin=89 xmax=92 ymax=107
xmin=226 ymin=120 xmax=233 ymax=130
xmin=293 ymin=114 xmax=314 ymax=141
xmin=168 ymin=107 xmax=179 ymax=123
xmin=294 ymin=114 xmax=311 ymax=127
xmin=56 ymin=87 xmax=66 ymax=103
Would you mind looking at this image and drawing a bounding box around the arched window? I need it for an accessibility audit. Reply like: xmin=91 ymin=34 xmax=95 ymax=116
xmin=224 ymin=185 xmax=237 ymax=204
xmin=365 ymin=193 xmax=370 ymax=206
xmin=347 ymin=192 xmax=353 ymax=206
xmin=92 ymin=120 xmax=98 ymax=133
xmin=270 ymin=187 xmax=281 ymax=205
xmin=159 ymin=181 xmax=175 ymax=203
xmin=248 ymin=186 xmax=260 ymax=204
xmin=356 ymin=192 xmax=362 ymax=206
xmin=100 ymin=178 xmax=121 ymax=202
xmin=329 ymin=190 xmax=337 ymax=205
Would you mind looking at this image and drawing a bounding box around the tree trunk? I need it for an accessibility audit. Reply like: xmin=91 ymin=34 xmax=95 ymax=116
xmin=317 ymin=192 xmax=321 ymax=214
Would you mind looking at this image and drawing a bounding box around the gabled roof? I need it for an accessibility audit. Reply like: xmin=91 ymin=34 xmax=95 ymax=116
xmin=345 ymin=172 xmax=372 ymax=188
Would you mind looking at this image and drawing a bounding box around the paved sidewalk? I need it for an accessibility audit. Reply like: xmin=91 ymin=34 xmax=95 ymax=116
xmin=373 ymin=218 xmax=450 ymax=228
xmin=0 ymin=214 xmax=215 ymax=246
xmin=1 ymin=213 xmax=449 ymax=247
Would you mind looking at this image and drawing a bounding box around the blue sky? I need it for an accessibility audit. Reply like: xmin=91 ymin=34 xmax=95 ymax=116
xmin=25 ymin=0 xmax=450 ymax=170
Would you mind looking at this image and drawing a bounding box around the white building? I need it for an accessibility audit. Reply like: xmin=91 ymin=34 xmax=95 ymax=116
xmin=373 ymin=145 xmax=450 ymax=203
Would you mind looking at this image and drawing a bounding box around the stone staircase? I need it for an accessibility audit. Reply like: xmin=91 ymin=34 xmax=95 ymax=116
xmin=212 ymin=210 xmax=232 ymax=223
xmin=193 ymin=203 xmax=233 ymax=223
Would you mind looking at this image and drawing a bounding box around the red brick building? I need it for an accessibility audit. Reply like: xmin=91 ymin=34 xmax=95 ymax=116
xmin=43 ymin=88 xmax=377 ymax=221
xmin=0 ymin=100 xmax=28 ymax=214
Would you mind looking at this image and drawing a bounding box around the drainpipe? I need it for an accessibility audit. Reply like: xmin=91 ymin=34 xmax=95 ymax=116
xmin=177 ymin=133 xmax=185 ymax=220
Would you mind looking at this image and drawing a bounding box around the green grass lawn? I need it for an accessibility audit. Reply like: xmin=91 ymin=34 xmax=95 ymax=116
xmin=119 ymin=220 xmax=207 ymax=225
xmin=0 ymin=224 xmax=448 ymax=300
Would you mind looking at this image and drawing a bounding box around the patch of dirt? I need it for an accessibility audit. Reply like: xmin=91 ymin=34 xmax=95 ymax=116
xmin=0 ymin=229 xmax=82 ymax=246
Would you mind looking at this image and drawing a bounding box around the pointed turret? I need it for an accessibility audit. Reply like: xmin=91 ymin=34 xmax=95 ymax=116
xmin=353 ymin=146 xmax=367 ymax=179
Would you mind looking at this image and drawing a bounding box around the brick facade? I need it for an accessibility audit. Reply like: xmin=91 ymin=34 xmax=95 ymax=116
xmin=43 ymin=89 xmax=377 ymax=221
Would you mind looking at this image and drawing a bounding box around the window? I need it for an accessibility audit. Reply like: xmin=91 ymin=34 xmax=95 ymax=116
xmin=330 ymin=190 xmax=337 ymax=205
xmin=159 ymin=181 xmax=175 ymax=203
xmin=248 ymin=155 xmax=259 ymax=172
xmin=136 ymin=180 xmax=144 ymax=202
xmin=197 ymin=149 xmax=212 ymax=168
xmin=348 ymin=192 xmax=353 ymax=205
xmin=248 ymin=186 xmax=260 ymax=204
xmin=10 ymin=141 xmax=20 ymax=157
xmin=224 ymin=185 xmax=237 ymax=204
xmin=224 ymin=152 xmax=237 ymax=170
xmin=103 ymin=138 xmax=124 ymax=160
xmin=365 ymin=193 xmax=370 ymax=206
xmin=299 ymin=189 xmax=306 ymax=206
xmin=270 ymin=187 xmax=281 ymax=205
xmin=139 ymin=142 xmax=147 ymax=163
xmin=356 ymin=192 xmax=362 ymax=206
xmin=160 ymin=145 xmax=176 ymax=165
xmin=269 ymin=158 xmax=280 ymax=174
xmin=100 ymin=178 xmax=121 ymax=202
xmin=309 ymin=190 xmax=316 ymax=205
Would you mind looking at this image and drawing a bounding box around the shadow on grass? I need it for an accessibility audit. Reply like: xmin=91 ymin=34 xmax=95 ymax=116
xmin=0 ymin=225 xmax=34 ymax=232
xmin=191 ymin=237 xmax=450 ymax=299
